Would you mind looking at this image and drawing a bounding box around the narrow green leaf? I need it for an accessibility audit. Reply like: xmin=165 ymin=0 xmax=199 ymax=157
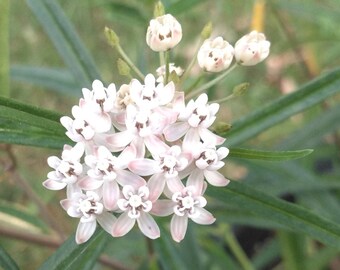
xmin=0 ymin=106 xmax=64 ymax=136
xmin=0 ymin=200 xmax=47 ymax=231
xmin=0 ymin=245 xmax=19 ymax=270
xmin=0 ymin=96 xmax=63 ymax=122
xmin=0 ymin=0 xmax=9 ymax=97
xmin=0 ymin=129 xmax=68 ymax=149
xmin=208 ymin=181 xmax=340 ymax=248
xmin=26 ymin=0 xmax=101 ymax=87
xmin=10 ymin=65 xmax=79 ymax=96
xmin=229 ymin=148 xmax=313 ymax=161
xmin=251 ymin=238 xmax=280 ymax=270
xmin=105 ymin=2 xmax=148 ymax=25
xmin=277 ymin=231 xmax=306 ymax=270
xmin=38 ymin=229 xmax=107 ymax=270
xmin=305 ymin=246 xmax=340 ymax=270
xmin=279 ymin=105 xmax=340 ymax=149
xmin=222 ymin=67 xmax=340 ymax=146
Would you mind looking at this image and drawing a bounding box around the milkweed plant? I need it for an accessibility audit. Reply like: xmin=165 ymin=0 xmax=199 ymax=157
xmin=43 ymin=3 xmax=271 ymax=244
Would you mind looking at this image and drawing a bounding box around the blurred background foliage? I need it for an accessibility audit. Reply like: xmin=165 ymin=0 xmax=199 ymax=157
xmin=1 ymin=0 xmax=340 ymax=269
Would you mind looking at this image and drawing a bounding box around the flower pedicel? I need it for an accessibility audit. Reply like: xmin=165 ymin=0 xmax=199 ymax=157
xmin=44 ymin=11 xmax=270 ymax=244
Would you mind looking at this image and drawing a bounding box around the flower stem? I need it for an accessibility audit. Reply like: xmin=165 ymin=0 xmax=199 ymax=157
xmin=210 ymin=93 xmax=234 ymax=103
xmin=223 ymin=224 xmax=255 ymax=270
xmin=186 ymin=63 xmax=238 ymax=100
xmin=116 ymin=43 xmax=145 ymax=81
xmin=164 ymin=50 xmax=170 ymax=84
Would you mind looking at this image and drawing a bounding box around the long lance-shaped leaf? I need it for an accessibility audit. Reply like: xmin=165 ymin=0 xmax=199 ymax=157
xmin=0 ymin=245 xmax=19 ymax=270
xmin=10 ymin=65 xmax=79 ymax=96
xmin=26 ymin=0 xmax=101 ymax=88
xmin=38 ymin=229 xmax=107 ymax=270
xmin=0 ymin=96 xmax=63 ymax=122
xmin=208 ymin=181 xmax=340 ymax=249
xmin=0 ymin=129 xmax=68 ymax=149
xmin=222 ymin=67 xmax=340 ymax=147
xmin=229 ymin=148 xmax=313 ymax=161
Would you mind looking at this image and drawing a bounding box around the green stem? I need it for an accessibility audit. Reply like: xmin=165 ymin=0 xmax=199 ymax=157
xmin=223 ymin=224 xmax=255 ymax=270
xmin=0 ymin=0 xmax=9 ymax=97
xmin=186 ymin=63 xmax=238 ymax=100
xmin=116 ymin=43 xmax=145 ymax=81
xmin=211 ymin=93 xmax=234 ymax=103
xmin=180 ymin=38 xmax=204 ymax=83
xmin=164 ymin=50 xmax=170 ymax=84
xmin=159 ymin=51 xmax=165 ymax=67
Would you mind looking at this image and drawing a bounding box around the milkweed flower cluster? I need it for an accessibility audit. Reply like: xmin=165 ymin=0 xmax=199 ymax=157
xmin=44 ymin=10 xmax=270 ymax=244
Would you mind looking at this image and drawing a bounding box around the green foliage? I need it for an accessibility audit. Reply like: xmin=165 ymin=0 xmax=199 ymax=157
xmin=0 ymin=245 xmax=19 ymax=270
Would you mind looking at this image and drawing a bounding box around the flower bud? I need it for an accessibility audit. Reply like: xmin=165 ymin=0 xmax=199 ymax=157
xmin=234 ymin=31 xmax=270 ymax=66
xmin=197 ymin=36 xmax=234 ymax=72
xmin=146 ymin=14 xmax=182 ymax=52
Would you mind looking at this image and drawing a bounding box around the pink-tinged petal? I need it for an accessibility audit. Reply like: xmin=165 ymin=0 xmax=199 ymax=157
xmin=158 ymin=81 xmax=175 ymax=105
xmin=103 ymin=181 xmax=120 ymax=210
xmin=187 ymin=168 xmax=204 ymax=195
xmin=87 ymin=113 xmax=112 ymax=133
xmin=144 ymin=135 xmax=169 ymax=158
xmin=217 ymin=146 xmax=229 ymax=159
xmin=208 ymin=161 xmax=225 ymax=171
xmin=147 ymin=173 xmax=166 ymax=202
xmin=60 ymin=199 xmax=74 ymax=211
xmin=76 ymin=220 xmax=97 ymax=244
xmin=112 ymin=212 xmax=135 ymax=237
xmin=116 ymin=145 xmax=136 ymax=169
xmin=183 ymin=128 xmax=200 ymax=151
xmin=78 ymin=176 xmax=103 ymax=190
xmin=209 ymin=103 xmax=220 ymax=116
xmin=131 ymin=137 xmax=146 ymax=159
xmin=47 ymin=156 xmax=60 ymax=169
xmin=116 ymin=169 xmax=146 ymax=187
xmin=166 ymin=176 xmax=185 ymax=194
xmin=43 ymin=179 xmax=67 ymax=190
xmin=67 ymin=206 xmax=82 ymax=218
xmin=190 ymin=207 xmax=216 ymax=225
xmin=203 ymin=170 xmax=230 ymax=187
xmin=151 ymin=200 xmax=175 ymax=216
xmin=66 ymin=184 xmax=82 ymax=198
xmin=60 ymin=116 xmax=72 ymax=129
xmin=106 ymin=130 xmax=134 ymax=150
xmin=137 ymin=212 xmax=160 ymax=239
xmin=96 ymin=212 xmax=116 ymax=234
xmin=196 ymin=93 xmax=208 ymax=106
xmin=198 ymin=128 xmax=225 ymax=145
xmin=128 ymin=159 xmax=160 ymax=176
xmin=172 ymin=91 xmax=185 ymax=114
xmin=163 ymin=122 xmax=189 ymax=142
xmin=170 ymin=215 xmax=188 ymax=243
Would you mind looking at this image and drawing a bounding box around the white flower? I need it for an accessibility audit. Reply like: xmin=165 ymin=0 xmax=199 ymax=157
xmin=197 ymin=36 xmax=234 ymax=72
xmin=163 ymin=93 xmax=225 ymax=148
xmin=43 ymin=143 xmax=84 ymax=190
xmin=130 ymin=74 xmax=175 ymax=109
xmin=146 ymin=14 xmax=182 ymax=52
xmin=112 ymin=185 xmax=160 ymax=239
xmin=60 ymin=191 xmax=116 ymax=244
xmin=234 ymin=31 xmax=270 ymax=66
xmin=151 ymin=181 xmax=215 ymax=243
xmin=78 ymin=145 xmax=143 ymax=210
xmin=156 ymin=63 xmax=184 ymax=83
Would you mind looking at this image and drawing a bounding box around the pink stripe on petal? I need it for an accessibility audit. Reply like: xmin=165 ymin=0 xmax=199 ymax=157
xmin=96 ymin=212 xmax=116 ymax=234
xmin=116 ymin=170 xmax=146 ymax=187
xmin=103 ymin=181 xmax=120 ymax=210
xmin=78 ymin=176 xmax=103 ymax=190
xmin=144 ymin=135 xmax=169 ymax=157
xmin=112 ymin=212 xmax=135 ymax=237
xmin=204 ymin=170 xmax=230 ymax=187
xmin=183 ymin=128 xmax=200 ymax=151
xmin=43 ymin=179 xmax=67 ymax=190
xmin=166 ymin=176 xmax=185 ymax=194
xmin=190 ymin=207 xmax=216 ymax=225
xmin=199 ymin=128 xmax=225 ymax=145
xmin=76 ymin=220 xmax=97 ymax=244
xmin=147 ymin=173 xmax=166 ymax=201
xmin=151 ymin=200 xmax=175 ymax=216
xmin=106 ymin=130 xmax=134 ymax=149
xmin=137 ymin=212 xmax=160 ymax=239
xmin=163 ymin=122 xmax=189 ymax=142
xmin=170 ymin=215 xmax=188 ymax=243
xmin=128 ymin=159 xmax=159 ymax=176
xmin=187 ymin=168 xmax=204 ymax=195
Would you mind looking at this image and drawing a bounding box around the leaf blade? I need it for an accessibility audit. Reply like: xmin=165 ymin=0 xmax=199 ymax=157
xmin=0 ymin=245 xmax=19 ymax=270
xmin=229 ymin=148 xmax=313 ymax=161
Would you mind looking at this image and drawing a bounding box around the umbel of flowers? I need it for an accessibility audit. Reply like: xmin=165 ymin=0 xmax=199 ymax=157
xmin=44 ymin=7 xmax=270 ymax=244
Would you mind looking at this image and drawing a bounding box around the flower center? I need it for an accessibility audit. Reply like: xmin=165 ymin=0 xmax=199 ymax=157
xmin=129 ymin=194 xmax=143 ymax=208
xmin=79 ymin=198 xmax=103 ymax=216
